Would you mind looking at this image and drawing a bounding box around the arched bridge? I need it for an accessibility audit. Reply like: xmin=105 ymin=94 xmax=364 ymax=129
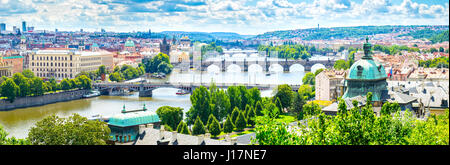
xmin=196 ymin=58 xmax=336 ymax=72
xmin=93 ymin=82 xmax=302 ymax=97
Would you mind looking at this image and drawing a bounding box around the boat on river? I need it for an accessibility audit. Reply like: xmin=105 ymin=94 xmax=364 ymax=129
xmin=176 ymin=89 xmax=189 ymax=95
xmin=83 ymin=90 xmax=101 ymax=98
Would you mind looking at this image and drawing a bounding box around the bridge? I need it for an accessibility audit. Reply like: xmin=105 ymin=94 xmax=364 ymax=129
xmin=196 ymin=58 xmax=336 ymax=72
xmin=93 ymin=82 xmax=302 ymax=97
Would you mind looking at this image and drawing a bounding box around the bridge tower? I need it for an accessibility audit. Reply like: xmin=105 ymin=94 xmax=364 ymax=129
xmin=244 ymin=58 xmax=248 ymax=72
xmin=265 ymin=57 xmax=269 ymax=72
xmin=221 ymin=59 xmax=226 ymax=72
xmin=283 ymin=58 xmax=289 ymax=72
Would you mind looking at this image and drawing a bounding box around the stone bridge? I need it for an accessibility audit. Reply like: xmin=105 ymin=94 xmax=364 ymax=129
xmin=195 ymin=58 xmax=336 ymax=72
xmin=93 ymin=82 xmax=302 ymax=97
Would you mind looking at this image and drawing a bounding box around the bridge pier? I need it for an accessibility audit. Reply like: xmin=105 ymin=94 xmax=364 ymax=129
xmin=139 ymin=89 xmax=153 ymax=97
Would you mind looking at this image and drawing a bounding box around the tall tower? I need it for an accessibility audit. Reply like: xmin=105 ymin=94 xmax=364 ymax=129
xmin=20 ymin=35 xmax=27 ymax=51
xmin=22 ymin=21 xmax=26 ymax=33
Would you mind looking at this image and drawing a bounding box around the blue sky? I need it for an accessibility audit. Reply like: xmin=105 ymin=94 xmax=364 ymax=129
xmin=0 ymin=0 xmax=448 ymax=35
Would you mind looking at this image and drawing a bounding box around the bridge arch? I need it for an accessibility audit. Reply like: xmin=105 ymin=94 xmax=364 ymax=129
xmin=289 ymin=64 xmax=305 ymax=72
xmin=248 ymin=64 xmax=263 ymax=72
xmin=269 ymin=63 xmax=284 ymax=72
xmin=207 ymin=64 xmax=221 ymax=73
xmin=311 ymin=63 xmax=326 ymax=73
xmin=227 ymin=64 xmax=242 ymax=72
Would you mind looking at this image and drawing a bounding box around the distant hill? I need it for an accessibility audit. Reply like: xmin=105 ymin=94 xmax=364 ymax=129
xmin=159 ymin=31 xmax=254 ymax=41
xmin=253 ymin=25 xmax=449 ymax=40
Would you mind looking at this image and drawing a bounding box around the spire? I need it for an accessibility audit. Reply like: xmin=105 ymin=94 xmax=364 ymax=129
xmin=122 ymin=104 xmax=126 ymax=113
xmin=362 ymin=36 xmax=372 ymax=60
xmin=143 ymin=103 xmax=147 ymax=111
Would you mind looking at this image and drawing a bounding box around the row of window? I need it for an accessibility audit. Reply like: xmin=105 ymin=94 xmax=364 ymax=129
xmin=36 ymin=72 xmax=73 ymax=78
xmin=31 ymin=62 xmax=73 ymax=67
xmin=80 ymin=62 xmax=101 ymax=67
xmin=32 ymin=55 xmax=73 ymax=61
xmin=81 ymin=57 xmax=101 ymax=61
xmin=33 ymin=68 xmax=72 ymax=72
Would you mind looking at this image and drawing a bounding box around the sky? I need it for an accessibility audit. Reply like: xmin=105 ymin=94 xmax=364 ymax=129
xmin=0 ymin=0 xmax=448 ymax=35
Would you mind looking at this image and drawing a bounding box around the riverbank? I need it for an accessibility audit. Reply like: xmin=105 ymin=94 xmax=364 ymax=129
xmin=0 ymin=89 xmax=90 ymax=111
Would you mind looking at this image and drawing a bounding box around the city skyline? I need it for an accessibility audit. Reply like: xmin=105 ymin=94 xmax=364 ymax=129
xmin=0 ymin=0 xmax=449 ymax=35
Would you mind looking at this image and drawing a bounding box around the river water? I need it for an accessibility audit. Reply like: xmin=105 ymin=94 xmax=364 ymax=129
xmin=0 ymin=55 xmax=329 ymax=138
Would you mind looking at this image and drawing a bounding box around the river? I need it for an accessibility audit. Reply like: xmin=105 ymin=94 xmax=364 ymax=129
xmin=0 ymin=55 xmax=329 ymax=138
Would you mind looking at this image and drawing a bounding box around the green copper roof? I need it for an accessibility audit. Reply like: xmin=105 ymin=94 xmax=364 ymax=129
xmin=124 ymin=39 xmax=135 ymax=47
xmin=2 ymin=56 xmax=23 ymax=59
xmin=109 ymin=111 xmax=160 ymax=127
xmin=347 ymin=37 xmax=387 ymax=80
xmin=347 ymin=59 xmax=387 ymax=80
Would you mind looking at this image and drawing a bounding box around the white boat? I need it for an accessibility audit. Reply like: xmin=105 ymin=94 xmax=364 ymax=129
xmin=83 ymin=90 xmax=101 ymax=98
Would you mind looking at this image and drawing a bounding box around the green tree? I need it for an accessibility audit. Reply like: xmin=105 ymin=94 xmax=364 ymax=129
xmin=334 ymin=59 xmax=349 ymax=70
xmin=227 ymin=86 xmax=241 ymax=111
xmin=1 ymin=78 xmax=19 ymax=102
xmin=246 ymin=106 xmax=256 ymax=127
xmin=248 ymin=87 xmax=262 ymax=107
xmin=292 ymin=92 xmax=306 ymax=120
xmin=187 ymin=86 xmax=211 ymax=125
xmin=298 ymin=84 xmax=314 ymax=100
xmin=223 ymin=115 xmax=235 ymax=133
xmin=22 ymin=69 xmax=35 ymax=79
xmin=31 ymin=77 xmax=44 ymax=96
xmin=192 ymin=116 xmax=206 ymax=135
xmin=60 ymin=78 xmax=72 ymax=91
xmin=76 ymin=75 xmax=92 ymax=90
xmin=255 ymin=101 xmax=264 ymax=116
xmin=176 ymin=121 xmax=191 ymax=135
xmin=231 ymin=107 xmax=240 ymax=124
xmin=109 ymin=72 xmax=123 ymax=82
xmin=303 ymin=102 xmax=321 ymax=116
xmin=0 ymin=124 xmax=30 ymax=145
xmin=208 ymin=116 xmax=221 ymax=137
xmin=273 ymin=84 xmax=293 ymax=111
xmin=156 ymin=106 xmax=184 ymax=130
xmin=302 ymin=72 xmax=315 ymax=85
xmin=235 ymin=111 xmax=247 ymax=131
xmin=28 ymin=114 xmax=111 ymax=145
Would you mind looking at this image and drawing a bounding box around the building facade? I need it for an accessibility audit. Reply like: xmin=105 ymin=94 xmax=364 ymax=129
xmin=29 ymin=49 xmax=114 ymax=80
xmin=315 ymin=69 xmax=346 ymax=101
xmin=342 ymin=38 xmax=389 ymax=106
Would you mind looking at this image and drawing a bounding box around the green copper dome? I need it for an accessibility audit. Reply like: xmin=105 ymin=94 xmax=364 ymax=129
xmin=347 ymin=37 xmax=387 ymax=80
xmin=124 ymin=39 xmax=135 ymax=47
xmin=342 ymin=37 xmax=389 ymax=102
xmin=347 ymin=59 xmax=387 ymax=80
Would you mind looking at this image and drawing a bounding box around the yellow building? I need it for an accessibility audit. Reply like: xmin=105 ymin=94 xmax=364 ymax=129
xmin=30 ymin=49 xmax=114 ymax=80
xmin=0 ymin=56 xmax=13 ymax=77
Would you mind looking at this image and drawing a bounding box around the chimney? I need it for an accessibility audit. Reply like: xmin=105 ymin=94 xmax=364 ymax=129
xmin=171 ymin=131 xmax=177 ymax=142
xmin=147 ymin=123 xmax=154 ymax=129
xmin=139 ymin=125 xmax=146 ymax=135
xmin=198 ymin=135 xmax=205 ymax=145
xmin=160 ymin=125 xmax=165 ymax=140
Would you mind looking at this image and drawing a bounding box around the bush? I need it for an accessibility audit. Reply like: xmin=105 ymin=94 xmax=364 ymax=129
xmin=192 ymin=116 xmax=206 ymax=135
xmin=208 ymin=116 xmax=221 ymax=137
xmin=235 ymin=111 xmax=247 ymax=131
xmin=223 ymin=115 xmax=234 ymax=133
xmin=231 ymin=107 xmax=240 ymax=123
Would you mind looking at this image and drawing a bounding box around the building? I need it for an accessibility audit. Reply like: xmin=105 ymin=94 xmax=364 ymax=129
xmin=0 ymin=56 xmax=13 ymax=77
xmin=1 ymin=56 xmax=24 ymax=74
xmin=29 ymin=49 xmax=114 ymax=80
xmin=123 ymin=38 xmax=136 ymax=53
xmin=342 ymin=37 xmax=389 ymax=107
xmin=22 ymin=21 xmax=26 ymax=33
xmin=315 ymin=69 xmax=346 ymax=101
xmin=160 ymin=36 xmax=171 ymax=56
xmin=107 ymin=105 xmax=160 ymax=143
xmin=0 ymin=23 xmax=5 ymax=33
xmin=20 ymin=35 xmax=27 ymax=51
